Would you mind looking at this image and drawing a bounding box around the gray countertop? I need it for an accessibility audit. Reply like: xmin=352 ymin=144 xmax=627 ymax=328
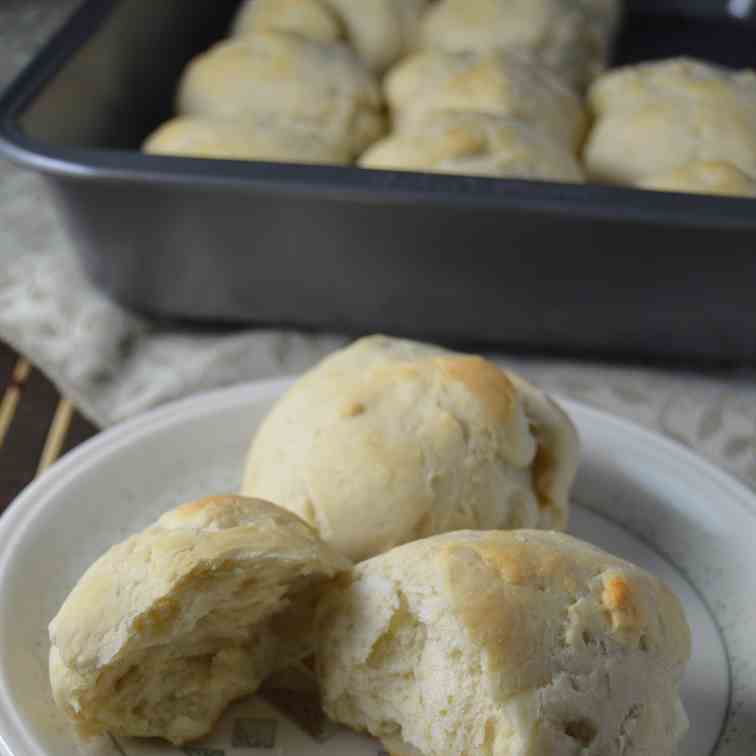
xmin=0 ymin=0 xmax=81 ymax=265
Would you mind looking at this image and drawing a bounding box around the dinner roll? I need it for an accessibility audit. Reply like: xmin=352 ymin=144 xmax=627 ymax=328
xmin=419 ymin=0 xmax=623 ymax=91
xmin=241 ymin=336 xmax=579 ymax=562
xmin=48 ymin=496 xmax=350 ymax=745
xmin=360 ymin=111 xmax=583 ymax=181
xmin=232 ymin=0 xmax=343 ymax=45
xmin=143 ymin=115 xmax=351 ymax=164
xmin=584 ymin=58 xmax=756 ymax=185
xmin=177 ymin=32 xmax=386 ymax=157
xmin=639 ymin=160 xmax=756 ymax=198
xmin=232 ymin=0 xmax=428 ymax=73
xmin=317 ymin=529 xmax=691 ymax=756
xmin=385 ymin=50 xmax=587 ymax=151
xmin=323 ymin=0 xmax=430 ymax=73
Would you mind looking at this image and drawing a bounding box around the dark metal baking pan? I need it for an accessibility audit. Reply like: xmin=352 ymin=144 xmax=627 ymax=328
xmin=2 ymin=0 xmax=756 ymax=363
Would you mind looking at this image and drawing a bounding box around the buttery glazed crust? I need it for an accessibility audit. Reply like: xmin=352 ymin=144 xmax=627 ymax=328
xmin=638 ymin=160 xmax=756 ymax=197
xmin=384 ymin=50 xmax=587 ymax=151
xmin=317 ymin=529 xmax=691 ymax=756
xmin=49 ymin=496 xmax=350 ymax=745
xmin=241 ymin=336 xmax=579 ymax=562
xmin=233 ymin=0 xmax=344 ymax=45
xmin=585 ymin=58 xmax=756 ymax=189
xmin=360 ymin=111 xmax=583 ymax=181
xmin=177 ymin=32 xmax=386 ymax=157
xmin=419 ymin=0 xmax=623 ymax=91
xmin=233 ymin=0 xmax=428 ymax=72
xmin=143 ymin=115 xmax=352 ymax=164
xmin=322 ymin=0 xmax=429 ymax=72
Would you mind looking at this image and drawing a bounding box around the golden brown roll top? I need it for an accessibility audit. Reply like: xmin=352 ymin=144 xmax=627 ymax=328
xmin=584 ymin=57 xmax=756 ymax=196
xmin=385 ymin=49 xmax=587 ymax=151
xmin=360 ymin=110 xmax=584 ymax=182
xmin=233 ymin=0 xmax=430 ymax=73
xmin=242 ymin=335 xmax=579 ymax=562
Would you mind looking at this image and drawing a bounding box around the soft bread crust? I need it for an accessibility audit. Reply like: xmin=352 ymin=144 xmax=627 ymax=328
xmin=177 ymin=32 xmax=386 ymax=157
xmin=323 ymin=0 xmax=429 ymax=73
xmin=233 ymin=0 xmax=428 ymax=72
xmin=241 ymin=336 xmax=579 ymax=562
xmin=48 ymin=496 xmax=350 ymax=745
xmin=384 ymin=50 xmax=587 ymax=151
xmin=419 ymin=0 xmax=623 ymax=91
xmin=317 ymin=529 xmax=691 ymax=756
xmin=638 ymin=160 xmax=756 ymax=198
xmin=360 ymin=111 xmax=583 ymax=182
xmin=232 ymin=0 xmax=344 ymax=45
xmin=143 ymin=115 xmax=351 ymax=164
xmin=585 ymin=57 xmax=756 ymax=185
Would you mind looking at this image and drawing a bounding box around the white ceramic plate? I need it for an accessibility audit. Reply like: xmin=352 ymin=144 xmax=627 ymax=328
xmin=0 ymin=378 xmax=754 ymax=756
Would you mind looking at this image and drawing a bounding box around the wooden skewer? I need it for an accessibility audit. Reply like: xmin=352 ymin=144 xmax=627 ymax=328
xmin=0 ymin=358 xmax=31 ymax=451
xmin=36 ymin=398 xmax=74 ymax=476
